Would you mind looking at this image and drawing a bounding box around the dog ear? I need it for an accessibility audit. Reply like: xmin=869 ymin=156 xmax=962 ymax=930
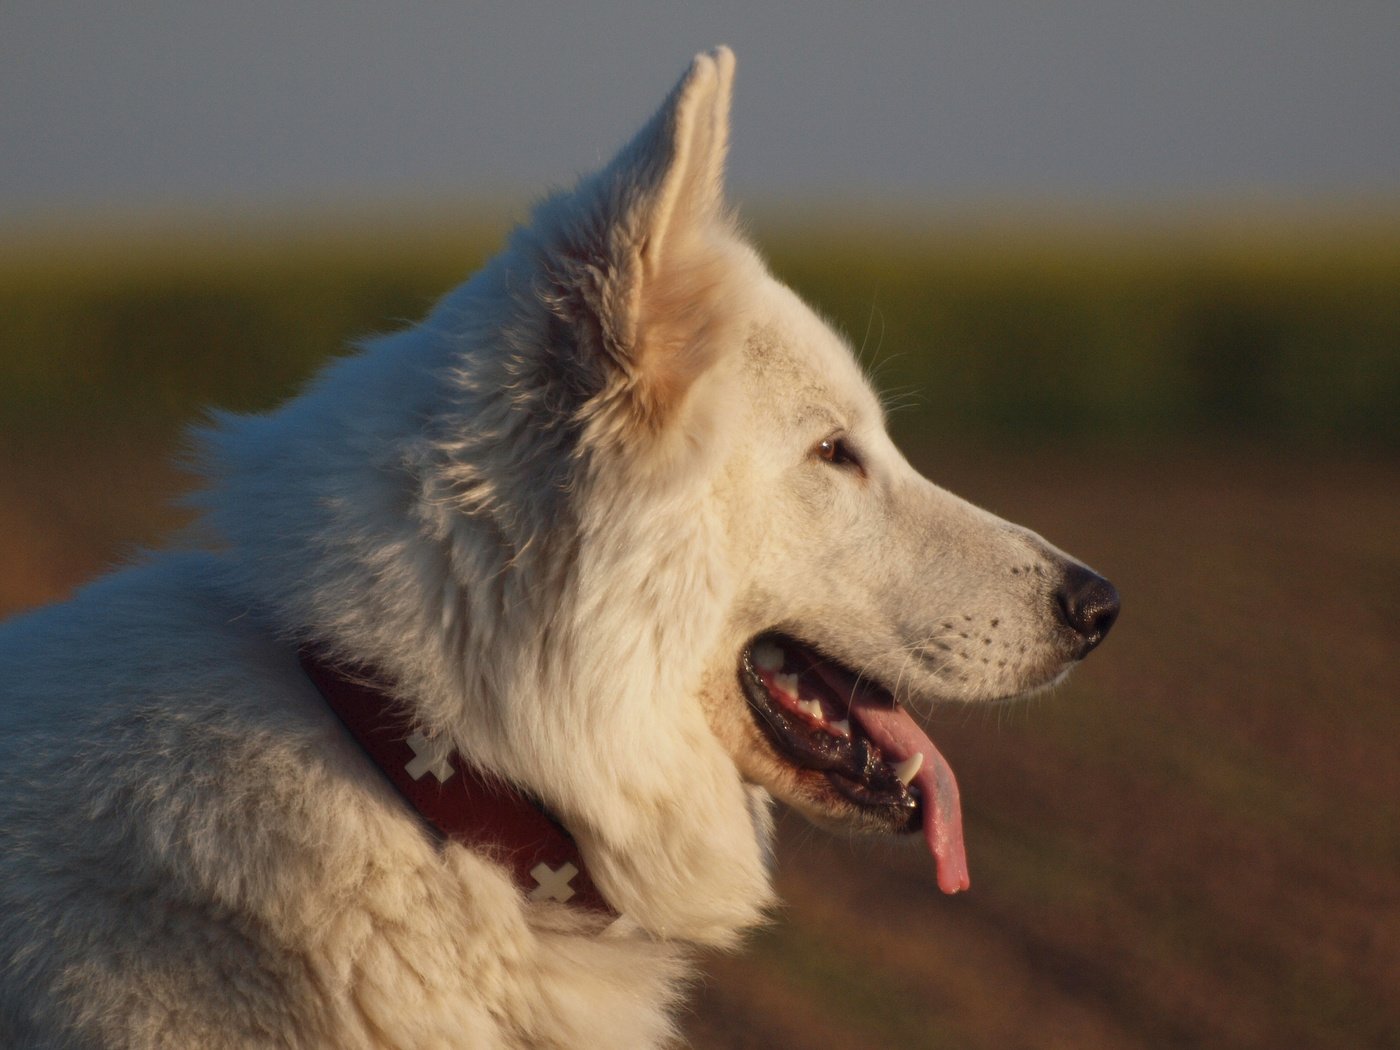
xmin=531 ymin=47 xmax=742 ymax=436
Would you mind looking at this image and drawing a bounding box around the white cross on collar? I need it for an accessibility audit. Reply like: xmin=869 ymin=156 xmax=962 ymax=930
xmin=528 ymin=861 xmax=579 ymax=903
xmin=404 ymin=732 xmax=455 ymax=783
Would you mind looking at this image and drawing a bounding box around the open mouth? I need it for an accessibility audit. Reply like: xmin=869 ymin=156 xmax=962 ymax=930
xmin=739 ymin=633 xmax=970 ymax=894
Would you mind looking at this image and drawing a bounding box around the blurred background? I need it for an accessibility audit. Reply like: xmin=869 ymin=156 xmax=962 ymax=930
xmin=3 ymin=5 xmax=1397 ymax=1047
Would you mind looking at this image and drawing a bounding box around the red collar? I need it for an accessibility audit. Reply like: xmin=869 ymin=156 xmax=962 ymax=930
xmin=298 ymin=647 xmax=616 ymax=917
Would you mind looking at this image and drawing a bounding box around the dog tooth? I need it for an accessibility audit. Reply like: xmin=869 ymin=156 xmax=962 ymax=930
xmin=773 ymin=672 xmax=799 ymax=699
xmin=893 ymin=752 xmax=924 ymax=786
xmin=830 ymin=719 xmax=851 ymax=736
xmin=753 ymin=641 xmax=785 ymax=672
xmin=798 ymin=698 xmax=824 ymax=720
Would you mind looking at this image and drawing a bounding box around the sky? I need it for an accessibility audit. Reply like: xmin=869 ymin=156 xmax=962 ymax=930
xmin=4 ymin=3 xmax=1399 ymax=230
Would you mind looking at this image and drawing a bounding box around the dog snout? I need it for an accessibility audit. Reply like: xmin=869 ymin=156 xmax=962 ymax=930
xmin=1054 ymin=562 xmax=1120 ymax=657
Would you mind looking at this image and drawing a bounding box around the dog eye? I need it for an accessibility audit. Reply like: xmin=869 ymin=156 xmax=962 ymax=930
xmin=814 ymin=435 xmax=860 ymax=470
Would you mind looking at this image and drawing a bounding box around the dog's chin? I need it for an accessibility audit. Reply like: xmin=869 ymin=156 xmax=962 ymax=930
xmin=960 ymin=663 xmax=1076 ymax=709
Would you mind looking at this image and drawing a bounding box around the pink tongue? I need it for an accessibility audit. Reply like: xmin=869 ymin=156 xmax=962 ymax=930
xmin=849 ymin=699 xmax=970 ymax=894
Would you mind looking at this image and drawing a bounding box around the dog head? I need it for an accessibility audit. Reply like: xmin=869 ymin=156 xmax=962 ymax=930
xmin=203 ymin=47 xmax=1116 ymax=944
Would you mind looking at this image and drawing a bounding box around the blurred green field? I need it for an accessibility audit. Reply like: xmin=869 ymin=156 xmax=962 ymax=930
xmin=2 ymin=217 xmax=1398 ymax=1049
xmin=3 ymin=214 xmax=1400 ymax=449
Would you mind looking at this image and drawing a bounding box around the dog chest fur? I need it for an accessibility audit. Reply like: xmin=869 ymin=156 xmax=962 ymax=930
xmin=0 ymin=556 xmax=690 ymax=1048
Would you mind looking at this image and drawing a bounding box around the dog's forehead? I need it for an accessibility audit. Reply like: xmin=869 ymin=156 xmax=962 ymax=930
xmin=738 ymin=289 xmax=881 ymax=431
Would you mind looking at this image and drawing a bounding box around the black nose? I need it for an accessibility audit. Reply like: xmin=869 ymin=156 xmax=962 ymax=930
xmin=1055 ymin=563 xmax=1120 ymax=656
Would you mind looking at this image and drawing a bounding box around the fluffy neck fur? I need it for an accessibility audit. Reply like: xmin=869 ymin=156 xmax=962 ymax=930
xmin=196 ymin=260 xmax=773 ymax=944
xmin=194 ymin=50 xmax=779 ymax=943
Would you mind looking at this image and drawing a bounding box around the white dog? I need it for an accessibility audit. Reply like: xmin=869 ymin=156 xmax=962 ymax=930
xmin=0 ymin=47 xmax=1117 ymax=1048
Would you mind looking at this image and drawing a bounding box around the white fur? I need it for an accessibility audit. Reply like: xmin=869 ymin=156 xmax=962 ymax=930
xmin=0 ymin=48 xmax=1100 ymax=1048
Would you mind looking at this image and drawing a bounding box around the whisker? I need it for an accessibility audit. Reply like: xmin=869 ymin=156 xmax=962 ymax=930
xmin=855 ymin=299 xmax=886 ymax=368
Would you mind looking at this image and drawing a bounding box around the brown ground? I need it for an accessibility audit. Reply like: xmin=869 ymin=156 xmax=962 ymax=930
xmin=2 ymin=440 xmax=1396 ymax=1049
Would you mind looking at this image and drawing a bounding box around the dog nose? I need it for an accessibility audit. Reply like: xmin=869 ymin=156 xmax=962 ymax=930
xmin=1055 ymin=563 xmax=1120 ymax=656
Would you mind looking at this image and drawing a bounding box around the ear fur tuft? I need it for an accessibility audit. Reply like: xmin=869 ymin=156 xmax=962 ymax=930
xmin=527 ymin=47 xmax=747 ymax=445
